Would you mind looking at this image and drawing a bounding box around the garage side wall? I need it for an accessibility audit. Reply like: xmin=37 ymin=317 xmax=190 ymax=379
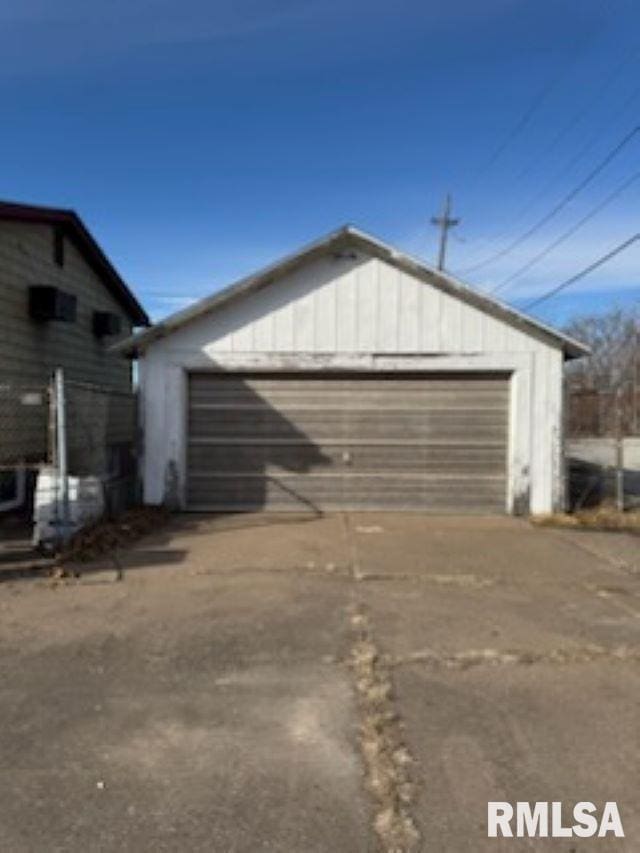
xmin=138 ymin=252 xmax=565 ymax=514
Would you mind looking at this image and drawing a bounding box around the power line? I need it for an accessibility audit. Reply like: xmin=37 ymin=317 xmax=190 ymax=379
xmin=524 ymin=233 xmax=640 ymax=310
xmin=472 ymin=76 xmax=565 ymax=183
xmin=458 ymin=57 xmax=640 ymax=272
xmin=506 ymin=79 xmax=640 ymax=232
xmin=458 ymin=124 xmax=639 ymax=276
xmin=491 ymin=168 xmax=640 ymax=294
xmin=510 ymin=42 xmax=640 ymax=189
xmin=468 ymin=31 xmax=598 ymax=190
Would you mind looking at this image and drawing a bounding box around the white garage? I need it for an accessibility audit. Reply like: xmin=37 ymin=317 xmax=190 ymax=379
xmin=121 ymin=226 xmax=588 ymax=515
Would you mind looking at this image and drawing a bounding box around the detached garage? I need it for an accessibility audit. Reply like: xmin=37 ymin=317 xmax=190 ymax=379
xmin=121 ymin=226 xmax=588 ymax=515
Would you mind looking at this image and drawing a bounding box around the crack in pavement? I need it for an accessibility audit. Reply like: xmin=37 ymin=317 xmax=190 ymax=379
xmin=343 ymin=570 xmax=496 ymax=587
xmin=347 ymin=605 xmax=420 ymax=853
xmin=342 ymin=517 xmax=419 ymax=852
xmin=389 ymin=644 xmax=640 ymax=670
xmin=555 ymin=531 xmax=640 ymax=577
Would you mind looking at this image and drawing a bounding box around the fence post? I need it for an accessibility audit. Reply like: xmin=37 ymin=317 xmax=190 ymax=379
xmin=615 ymin=386 xmax=625 ymax=513
xmin=54 ymin=368 xmax=71 ymax=546
xmin=48 ymin=377 xmax=57 ymax=467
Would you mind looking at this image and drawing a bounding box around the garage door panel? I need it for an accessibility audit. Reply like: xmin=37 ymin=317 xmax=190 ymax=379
xmin=189 ymin=374 xmax=508 ymax=393
xmin=188 ymin=442 xmax=506 ymax=475
xmin=189 ymin=410 xmax=507 ymax=442
xmin=187 ymin=473 xmax=506 ymax=513
xmin=189 ymin=390 xmax=508 ymax=410
xmin=187 ymin=372 xmax=509 ymax=513
xmin=189 ymin=379 xmax=508 ymax=410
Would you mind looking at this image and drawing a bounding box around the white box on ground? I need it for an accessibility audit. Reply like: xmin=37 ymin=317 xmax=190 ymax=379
xmin=33 ymin=466 xmax=104 ymax=547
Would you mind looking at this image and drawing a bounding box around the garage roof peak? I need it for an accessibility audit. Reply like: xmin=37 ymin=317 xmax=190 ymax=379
xmin=117 ymin=225 xmax=589 ymax=359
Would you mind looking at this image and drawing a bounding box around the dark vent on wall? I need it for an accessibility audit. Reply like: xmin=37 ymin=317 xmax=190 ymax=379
xmin=53 ymin=227 xmax=65 ymax=267
xmin=93 ymin=311 xmax=121 ymax=338
xmin=29 ymin=286 xmax=77 ymax=322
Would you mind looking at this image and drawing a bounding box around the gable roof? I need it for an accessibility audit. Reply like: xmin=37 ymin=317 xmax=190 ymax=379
xmin=118 ymin=225 xmax=588 ymax=358
xmin=0 ymin=200 xmax=149 ymax=326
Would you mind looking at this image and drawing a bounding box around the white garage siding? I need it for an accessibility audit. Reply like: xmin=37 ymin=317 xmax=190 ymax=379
xmin=131 ymin=229 xmax=582 ymax=515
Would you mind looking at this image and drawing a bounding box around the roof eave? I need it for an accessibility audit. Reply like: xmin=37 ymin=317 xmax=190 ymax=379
xmin=116 ymin=224 xmax=590 ymax=359
xmin=0 ymin=200 xmax=150 ymax=327
xmin=344 ymin=227 xmax=591 ymax=360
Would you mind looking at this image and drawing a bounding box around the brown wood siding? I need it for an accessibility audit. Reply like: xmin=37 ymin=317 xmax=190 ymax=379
xmin=0 ymin=221 xmax=133 ymax=389
xmin=187 ymin=372 xmax=509 ymax=512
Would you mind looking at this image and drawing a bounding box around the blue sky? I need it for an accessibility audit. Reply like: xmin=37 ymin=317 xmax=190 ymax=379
xmin=1 ymin=0 xmax=639 ymax=328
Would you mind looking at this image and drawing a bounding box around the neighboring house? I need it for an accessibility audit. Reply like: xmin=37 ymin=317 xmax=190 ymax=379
xmin=120 ymin=226 xmax=588 ymax=516
xmin=0 ymin=200 xmax=149 ymax=512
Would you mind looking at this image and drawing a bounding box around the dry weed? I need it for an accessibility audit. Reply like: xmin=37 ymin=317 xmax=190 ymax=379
xmin=347 ymin=606 xmax=419 ymax=852
xmin=58 ymin=506 xmax=169 ymax=567
xmin=531 ymin=506 xmax=640 ymax=532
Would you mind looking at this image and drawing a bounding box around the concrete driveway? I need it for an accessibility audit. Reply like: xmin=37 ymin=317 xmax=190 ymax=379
xmin=0 ymin=513 xmax=638 ymax=851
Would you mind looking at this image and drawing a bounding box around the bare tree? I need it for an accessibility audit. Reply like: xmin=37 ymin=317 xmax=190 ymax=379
xmin=564 ymin=306 xmax=640 ymax=435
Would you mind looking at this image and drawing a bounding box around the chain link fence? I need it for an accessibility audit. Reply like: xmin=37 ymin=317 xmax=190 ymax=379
xmin=567 ymin=385 xmax=640 ymax=511
xmin=1 ymin=371 xmax=139 ymax=545
xmin=0 ymin=382 xmax=52 ymax=470
xmin=66 ymin=380 xmax=138 ymax=510
xmin=0 ymin=382 xmax=51 ymax=513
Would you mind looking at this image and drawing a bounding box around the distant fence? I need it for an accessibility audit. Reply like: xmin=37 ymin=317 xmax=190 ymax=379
xmin=566 ymin=385 xmax=639 ymax=511
xmin=567 ymin=438 xmax=640 ymax=511
xmin=568 ymin=386 xmax=640 ymax=437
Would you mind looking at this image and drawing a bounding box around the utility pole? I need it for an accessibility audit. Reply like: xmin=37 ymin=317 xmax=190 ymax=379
xmin=431 ymin=193 xmax=460 ymax=271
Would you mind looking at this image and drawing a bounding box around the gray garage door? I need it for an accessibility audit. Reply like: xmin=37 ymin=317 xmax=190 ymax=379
xmin=187 ymin=372 xmax=509 ymax=512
